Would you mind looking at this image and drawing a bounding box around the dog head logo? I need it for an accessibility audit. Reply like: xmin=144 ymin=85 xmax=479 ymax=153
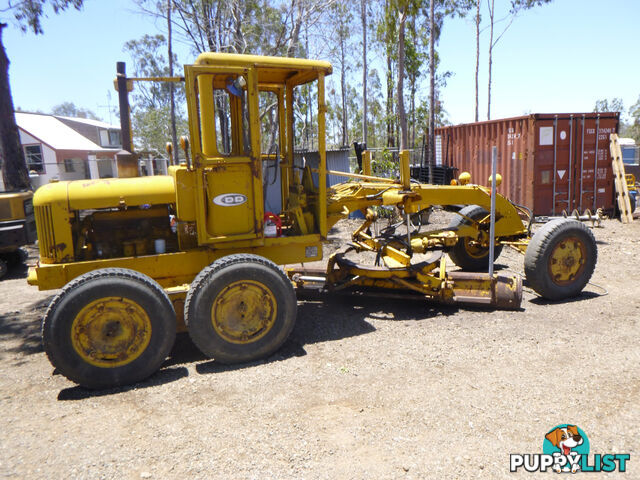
xmin=543 ymin=424 xmax=590 ymax=473
xmin=545 ymin=425 xmax=584 ymax=456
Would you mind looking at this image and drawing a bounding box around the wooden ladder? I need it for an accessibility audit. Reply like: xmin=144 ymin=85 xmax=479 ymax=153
xmin=610 ymin=134 xmax=634 ymax=223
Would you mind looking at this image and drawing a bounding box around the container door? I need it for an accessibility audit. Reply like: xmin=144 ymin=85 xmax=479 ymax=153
xmin=569 ymin=116 xmax=617 ymax=215
xmin=534 ymin=117 xmax=575 ymax=215
xmin=534 ymin=115 xmax=616 ymax=216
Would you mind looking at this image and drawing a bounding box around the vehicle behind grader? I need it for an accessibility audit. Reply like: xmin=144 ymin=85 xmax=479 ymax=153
xmin=28 ymin=53 xmax=597 ymax=388
xmin=0 ymin=189 xmax=36 ymax=279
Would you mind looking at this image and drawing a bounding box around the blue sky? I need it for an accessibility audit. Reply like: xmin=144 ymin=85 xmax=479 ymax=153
xmin=3 ymin=0 xmax=639 ymax=127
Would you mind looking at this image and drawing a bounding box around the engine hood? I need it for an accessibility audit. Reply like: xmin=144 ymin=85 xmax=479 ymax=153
xmin=34 ymin=176 xmax=176 ymax=210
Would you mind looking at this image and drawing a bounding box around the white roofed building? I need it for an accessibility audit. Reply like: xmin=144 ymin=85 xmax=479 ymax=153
xmin=11 ymin=112 xmax=123 ymax=189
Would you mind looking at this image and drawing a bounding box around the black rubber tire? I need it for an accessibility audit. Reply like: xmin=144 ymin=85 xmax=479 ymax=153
xmin=4 ymin=247 xmax=28 ymax=267
xmin=0 ymin=258 xmax=7 ymax=279
xmin=524 ymin=219 xmax=597 ymax=300
xmin=614 ymin=194 xmax=636 ymax=218
xmin=42 ymin=268 xmax=176 ymax=389
xmin=185 ymin=254 xmax=297 ymax=364
xmin=447 ymin=205 xmax=503 ymax=271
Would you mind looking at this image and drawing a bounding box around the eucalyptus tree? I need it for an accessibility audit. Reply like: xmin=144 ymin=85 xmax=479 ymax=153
xmin=123 ymin=34 xmax=188 ymax=154
xmin=485 ymin=0 xmax=552 ymax=119
xmin=1 ymin=0 xmax=85 ymax=191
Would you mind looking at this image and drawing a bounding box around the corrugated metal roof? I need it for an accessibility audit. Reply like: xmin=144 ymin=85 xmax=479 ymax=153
xmin=15 ymin=112 xmax=118 ymax=152
xmin=54 ymin=115 xmax=119 ymax=130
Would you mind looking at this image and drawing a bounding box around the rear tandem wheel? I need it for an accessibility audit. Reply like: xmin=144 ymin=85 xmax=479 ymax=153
xmin=184 ymin=254 xmax=297 ymax=364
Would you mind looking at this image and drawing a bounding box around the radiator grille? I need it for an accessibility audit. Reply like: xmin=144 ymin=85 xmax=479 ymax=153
xmin=35 ymin=205 xmax=55 ymax=260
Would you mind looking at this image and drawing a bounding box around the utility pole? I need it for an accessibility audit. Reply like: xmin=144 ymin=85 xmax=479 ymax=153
xmin=361 ymin=0 xmax=368 ymax=145
xmin=428 ymin=0 xmax=436 ymax=168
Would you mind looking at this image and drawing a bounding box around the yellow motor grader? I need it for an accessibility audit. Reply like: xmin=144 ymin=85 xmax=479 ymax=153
xmin=28 ymin=53 xmax=597 ymax=388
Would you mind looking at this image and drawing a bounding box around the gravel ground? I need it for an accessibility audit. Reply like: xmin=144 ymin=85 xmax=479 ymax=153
xmin=0 ymin=213 xmax=638 ymax=479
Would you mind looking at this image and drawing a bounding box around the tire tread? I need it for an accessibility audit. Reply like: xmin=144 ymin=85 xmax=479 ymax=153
xmin=42 ymin=268 xmax=176 ymax=388
xmin=524 ymin=219 xmax=597 ymax=300
xmin=447 ymin=205 xmax=503 ymax=271
xmin=184 ymin=254 xmax=296 ymax=363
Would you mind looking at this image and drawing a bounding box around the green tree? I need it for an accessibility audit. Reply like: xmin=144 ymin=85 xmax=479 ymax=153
xmin=131 ymin=105 xmax=188 ymax=154
xmin=593 ymin=98 xmax=624 ymax=113
xmin=51 ymin=101 xmax=100 ymax=119
xmin=485 ymin=0 xmax=553 ymax=120
xmin=427 ymin=0 xmax=472 ymax=164
xmin=626 ymin=96 xmax=640 ymax=142
xmin=123 ymin=34 xmax=188 ymax=154
xmin=375 ymin=0 xmax=399 ymax=148
xmin=328 ymin=0 xmax=355 ymax=147
xmin=1 ymin=1 xmax=85 ymax=190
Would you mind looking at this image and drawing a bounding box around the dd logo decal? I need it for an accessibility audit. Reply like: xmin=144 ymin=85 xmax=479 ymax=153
xmin=213 ymin=193 xmax=247 ymax=207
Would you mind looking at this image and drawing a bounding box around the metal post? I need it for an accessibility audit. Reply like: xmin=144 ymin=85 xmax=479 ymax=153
xmin=579 ymin=115 xmax=585 ymax=211
xmin=568 ymin=115 xmax=574 ymax=212
xmin=579 ymin=115 xmax=585 ymax=213
xmin=116 ymin=62 xmax=132 ymax=153
xmin=317 ymin=73 xmax=328 ymax=237
xmin=363 ymin=150 xmax=372 ymax=176
xmin=593 ymin=115 xmax=600 ymax=210
xmin=489 ymin=146 xmax=497 ymax=278
xmin=552 ymin=116 xmax=558 ymax=215
xmin=400 ymin=150 xmax=411 ymax=190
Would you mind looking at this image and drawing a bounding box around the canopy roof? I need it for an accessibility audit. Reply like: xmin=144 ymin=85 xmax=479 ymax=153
xmin=194 ymin=52 xmax=332 ymax=87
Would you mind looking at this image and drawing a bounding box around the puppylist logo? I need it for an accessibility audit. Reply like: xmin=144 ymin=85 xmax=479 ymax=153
xmin=510 ymin=424 xmax=630 ymax=473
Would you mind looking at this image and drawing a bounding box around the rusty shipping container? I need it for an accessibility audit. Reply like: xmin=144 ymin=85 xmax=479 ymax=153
xmin=435 ymin=113 xmax=619 ymax=216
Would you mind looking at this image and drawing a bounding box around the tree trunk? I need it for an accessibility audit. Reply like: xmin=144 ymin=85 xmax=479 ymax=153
xmin=397 ymin=7 xmax=408 ymax=151
xmin=386 ymin=59 xmax=394 ymax=148
xmin=340 ymin=33 xmax=347 ymax=147
xmin=475 ymin=0 xmax=480 ymax=122
xmin=409 ymin=15 xmax=416 ymax=149
xmin=0 ymin=24 xmax=30 ymax=191
xmin=428 ymin=0 xmax=435 ymax=168
xmin=487 ymin=0 xmax=494 ymax=120
xmin=232 ymin=0 xmax=244 ymax=53
xmin=361 ymin=0 xmax=367 ymax=145
xmin=286 ymin=0 xmax=303 ymax=57
xmin=167 ymin=0 xmax=179 ymax=165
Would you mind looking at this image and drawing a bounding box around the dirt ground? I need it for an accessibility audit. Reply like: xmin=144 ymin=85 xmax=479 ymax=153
xmin=0 ymin=213 xmax=638 ymax=479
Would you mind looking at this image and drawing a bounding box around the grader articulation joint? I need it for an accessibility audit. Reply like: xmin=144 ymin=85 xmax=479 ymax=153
xmin=28 ymin=53 xmax=597 ymax=389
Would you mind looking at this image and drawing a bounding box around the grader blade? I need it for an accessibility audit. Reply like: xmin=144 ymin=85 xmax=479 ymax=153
xmin=288 ymin=266 xmax=522 ymax=311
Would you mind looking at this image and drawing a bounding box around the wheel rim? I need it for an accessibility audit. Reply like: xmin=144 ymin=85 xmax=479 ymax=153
xmin=211 ymin=280 xmax=277 ymax=344
xmin=71 ymin=297 xmax=152 ymax=368
xmin=548 ymin=235 xmax=587 ymax=285
xmin=463 ymin=238 xmax=488 ymax=259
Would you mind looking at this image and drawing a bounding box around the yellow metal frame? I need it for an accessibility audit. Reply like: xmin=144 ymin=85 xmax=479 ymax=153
xmin=29 ymin=235 xmax=324 ymax=290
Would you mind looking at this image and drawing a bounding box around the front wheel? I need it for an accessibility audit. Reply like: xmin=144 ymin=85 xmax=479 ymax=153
xmin=184 ymin=254 xmax=297 ymax=364
xmin=42 ymin=268 xmax=176 ymax=389
xmin=524 ymin=219 xmax=597 ymax=300
xmin=447 ymin=205 xmax=503 ymax=271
